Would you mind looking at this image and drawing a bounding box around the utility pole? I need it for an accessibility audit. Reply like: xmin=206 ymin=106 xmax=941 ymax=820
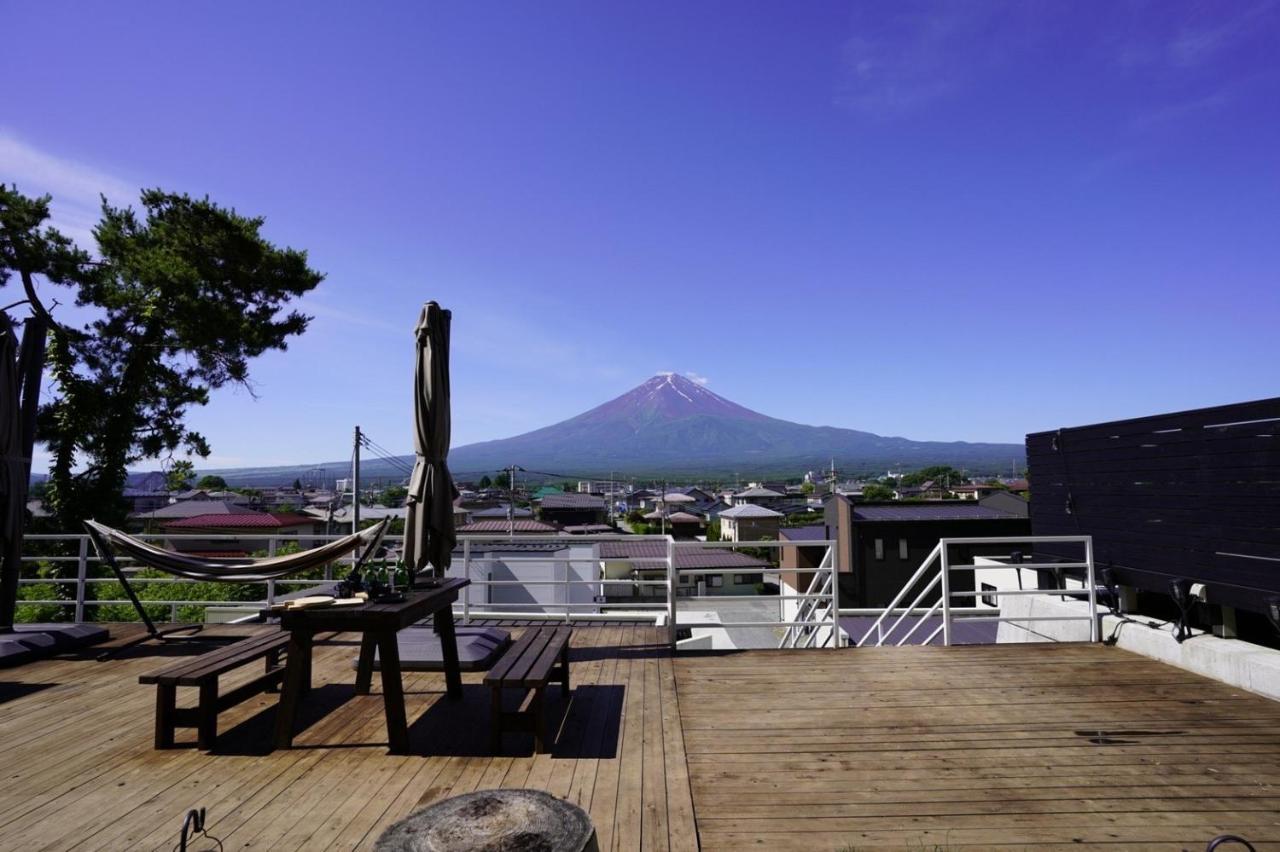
xmin=660 ymin=480 xmax=668 ymax=537
xmin=352 ymin=425 xmax=362 ymax=534
xmin=506 ymin=464 xmax=519 ymax=538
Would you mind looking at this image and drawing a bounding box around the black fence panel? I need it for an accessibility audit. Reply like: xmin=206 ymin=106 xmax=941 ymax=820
xmin=1027 ymin=397 xmax=1280 ymax=613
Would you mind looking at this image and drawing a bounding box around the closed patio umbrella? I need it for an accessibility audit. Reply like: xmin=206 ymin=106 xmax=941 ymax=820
xmin=403 ymin=301 xmax=457 ymax=583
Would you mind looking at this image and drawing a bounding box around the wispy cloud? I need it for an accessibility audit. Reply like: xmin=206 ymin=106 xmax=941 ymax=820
xmin=834 ymin=1 xmax=1035 ymax=119
xmin=684 ymin=371 xmax=710 ymax=386
xmin=0 ymin=131 xmax=140 ymax=249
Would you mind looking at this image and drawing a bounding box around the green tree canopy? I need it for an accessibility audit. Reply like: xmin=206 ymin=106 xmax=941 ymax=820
xmin=196 ymin=474 xmax=227 ymax=490
xmin=477 ymin=475 xmax=492 ymax=489
xmin=39 ymin=190 xmax=323 ymax=528
xmin=493 ymin=471 xmax=511 ymax=490
xmin=378 ymin=485 xmax=408 ymax=507
xmin=166 ymin=461 xmax=195 ymax=492
xmin=899 ymin=465 xmax=969 ymax=488
xmin=861 ymin=483 xmax=895 ymax=501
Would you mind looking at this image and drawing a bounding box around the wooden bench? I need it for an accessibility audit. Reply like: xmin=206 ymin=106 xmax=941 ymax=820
xmin=484 ymin=626 xmax=571 ymax=753
xmin=139 ymin=630 xmax=291 ymax=750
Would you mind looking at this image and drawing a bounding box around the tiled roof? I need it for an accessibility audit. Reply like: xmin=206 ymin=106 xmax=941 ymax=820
xmin=472 ymin=505 xmax=532 ymax=518
xmin=458 ymin=519 xmax=559 ymax=533
xmin=539 ymin=493 xmax=606 ymax=509
xmin=719 ymin=504 xmax=784 ymax=519
xmin=852 ymin=504 xmax=1017 ymax=522
xmin=598 ymin=541 xmax=770 ymax=570
xmin=165 ymin=512 xmax=316 ymax=529
xmin=666 ymin=512 xmax=704 ymax=523
xmin=132 ymin=501 xmax=262 ymax=520
xmin=735 ymin=486 xmax=784 ymax=498
xmin=779 ymin=525 xmax=829 ymax=541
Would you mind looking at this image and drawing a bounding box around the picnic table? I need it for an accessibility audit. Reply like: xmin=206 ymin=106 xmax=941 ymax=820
xmin=264 ymin=577 xmax=469 ymax=754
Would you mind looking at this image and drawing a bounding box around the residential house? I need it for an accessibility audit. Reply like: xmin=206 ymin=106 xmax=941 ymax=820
xmin=717 ymin=504 xmax=783 ymax=542
xmin=598 ymin=540 xmax=773 ymax=600
xmin=821 ymin=495 xmax=1030 ymax=609
xmin=456 ymin=519 xmax=560 ymax=536
xmin=162 ymin=512 xmax=322 ymax=556
xmin=537 ymin=493 xmax=607 ymax=527
xmin=729 ymin=486 xmax=785 ymax=507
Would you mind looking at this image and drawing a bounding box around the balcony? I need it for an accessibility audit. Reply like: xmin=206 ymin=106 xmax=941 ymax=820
xmin=5 ymin=532 xmax=1280 ymax=849
xmin=4 ymin=620 xmax=1280 ymax=849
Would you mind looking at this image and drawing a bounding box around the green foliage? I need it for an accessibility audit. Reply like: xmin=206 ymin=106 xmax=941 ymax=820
xmin=378 ymin=485 xmax=408 ymax=507
xmin=165 ymin=460 xmax=195 ymax=492
xmin=94 ymin=569 xmax=268 ymax=624
xmin=782 ymin=511 xmax=824 ymax=528
xmin=493 ymin=471 xmax=511 ymax=490
xmin=293 ymin=478 xmax=303 ymax=491
xmin=899 ymin=465 xmax=968 ymax=488
xmin=15 ymin=582 xmax=67 ymax=623
xmin=799 ymin=481 xmax=815 ymax=495
xmin=478 ymin=475 xmax=492 ymax=489
xmin=196 ymin=474 xmax=227 ymax=490
xmin=38 ymin=190 xmax=324 ymax=530
xmin=861 ymin=483 xmax=895 ymax=501
xmin=706 ymin=520 xmax=721 ymax=542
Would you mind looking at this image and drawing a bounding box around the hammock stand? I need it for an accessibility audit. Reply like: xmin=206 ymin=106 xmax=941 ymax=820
xmin=84 ymin=518 xmax=390 ymax=658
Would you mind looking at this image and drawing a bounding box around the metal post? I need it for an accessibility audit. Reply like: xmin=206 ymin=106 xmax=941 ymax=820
xmin=667 ymin=536 xmax=677 ymax=650
xmin=1085 ymin=536 xmax=1098 ymax=642
xmin=74 ymin=536 xmax=89 ymax=624
xmin=828 ymin=545 xmax=841 ymax=648
xmin=267 ymin=535 xmax=277 ymax=607
xmin=563 ymin=556 xmax=572 ymax=623
xmin=353 ymin=426 xmax=361 ymax=534
xmin=462 ymin=538 xmax=471 ymax=623
xmin=939 ymin=540 xmax=952 ymax=646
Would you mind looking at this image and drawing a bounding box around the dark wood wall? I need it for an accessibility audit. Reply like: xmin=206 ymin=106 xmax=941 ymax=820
xmin=1027 ymin=397 xmax=1280 ymax=613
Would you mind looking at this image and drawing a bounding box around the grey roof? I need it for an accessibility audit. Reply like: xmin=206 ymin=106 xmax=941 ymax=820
xmin=539 ymin=493 xmax=606 ymax=510
xmin=599 ymin=540 xmax=770 ymax=570
xmin=735 ymin=486 xmax=785 ymax=498
xmin=852 ymin=504 xmax=1018 ymax=522
xmin=779 ymin=525 xmax=829 ymax=542
xmin=719 ymin=504 xmax=784 ymax=519
xmin=472 ymin=505 xmax=532 ymax=518
xmin=130 ymin=501 xmax=262 ymax=520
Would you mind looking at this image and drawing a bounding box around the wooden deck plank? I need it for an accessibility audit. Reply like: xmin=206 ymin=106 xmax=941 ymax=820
xmin=675 ymin=642 xmax=1280 ymax=850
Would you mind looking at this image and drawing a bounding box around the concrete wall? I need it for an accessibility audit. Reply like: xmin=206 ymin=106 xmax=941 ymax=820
xmin=998 ymin=594 xmax=1280 ymax=702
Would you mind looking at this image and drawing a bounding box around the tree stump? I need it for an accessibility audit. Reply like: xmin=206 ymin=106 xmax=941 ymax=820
xmin=374 ymin=788 xmax=598 ymax=852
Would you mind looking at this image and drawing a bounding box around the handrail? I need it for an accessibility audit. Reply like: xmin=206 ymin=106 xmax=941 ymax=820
xmin=856 ymin=536 xmax=1098 ymax=648
xmin=855 ymin=542 xmax=942 ymax=647
xmin=14 ymin=531 xmax=841 ymax=652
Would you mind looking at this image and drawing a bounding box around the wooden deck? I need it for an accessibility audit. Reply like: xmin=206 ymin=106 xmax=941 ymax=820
xmin=1 ymin=625 xmax=1278 ymax=849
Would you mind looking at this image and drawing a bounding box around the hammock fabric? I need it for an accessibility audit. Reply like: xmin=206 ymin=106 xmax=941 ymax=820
xmin=84 ymin=518 xmax=390 ymax=582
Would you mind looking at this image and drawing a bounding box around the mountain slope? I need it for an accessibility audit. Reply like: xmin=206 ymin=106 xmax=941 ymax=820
xmin=447 ymin=373 xmax=1021 ymax=475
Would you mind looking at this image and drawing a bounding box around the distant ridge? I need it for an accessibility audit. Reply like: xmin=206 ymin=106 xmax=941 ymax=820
xmin=196 ymin=374 xmax=1023 ymax=486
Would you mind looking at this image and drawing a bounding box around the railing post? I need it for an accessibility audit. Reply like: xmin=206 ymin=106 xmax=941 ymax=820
xmin=462 ymin=538 xmax=471 ymax=623
xmin=828 ymin=546 xmax=841 ymax=649
xmin=74 ymin=536 xmax=89 ymax=624
xmin=563 ymin=557 xmax=572 ymax=624
xmin=939 ymin=540 xmax=952 ymax=647
xmin=1085 ymin=536 xmax=1098 ymax=642
xmin=266 ymin=535 xmax=277 ymax=607
xmin=667 ymin=536 xmax=677 ymax=650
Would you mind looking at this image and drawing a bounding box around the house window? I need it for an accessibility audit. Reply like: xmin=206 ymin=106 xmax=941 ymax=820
xmin=898 ymin=539 xmax=909 ymax=560
xmin=733 ymin=573 xmax=763 ymax=586
xmin=874 ymin=539 xmax=884 ymax=560
xmin=981 ymin=583 xmax=998 ymax=607
xmin=708 ymin=575 xmax=723 ymax=588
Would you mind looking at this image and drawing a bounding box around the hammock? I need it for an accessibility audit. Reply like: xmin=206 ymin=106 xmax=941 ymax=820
xmin=84 ymin=518 xmax=389 ymax=582
xmin=84 ymin=517 xmax=390 ymax=657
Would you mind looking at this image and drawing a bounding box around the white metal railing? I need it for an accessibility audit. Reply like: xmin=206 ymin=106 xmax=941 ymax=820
xmin=853 ymin=535 xmax=1097 ymax=647
xmin=13 ymin=530 xmax=840 ymax=651
xmin=778 ymin=544 xmax=837 ymax=648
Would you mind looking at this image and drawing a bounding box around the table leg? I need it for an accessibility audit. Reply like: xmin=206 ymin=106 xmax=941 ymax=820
xmin=354 ymin=632 xmax=377 ymax=695
xmin=274 ymin=629 xmax=313 ymax=749
xmin=376 ymin=631 xmax=411 ymax=755
xmin=435 ymin=606 xmax=463 ymax=700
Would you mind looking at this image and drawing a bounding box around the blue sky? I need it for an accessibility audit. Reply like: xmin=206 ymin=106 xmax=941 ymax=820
xmin=3 ymin=1 xmax=1278 ymax=470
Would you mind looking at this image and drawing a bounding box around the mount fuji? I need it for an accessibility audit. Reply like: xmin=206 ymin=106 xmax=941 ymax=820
xmin=446 ymin=373 xmax=1021 ymax=476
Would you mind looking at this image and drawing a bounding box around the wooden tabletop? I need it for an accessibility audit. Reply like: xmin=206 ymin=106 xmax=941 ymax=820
xmin=265 ymin=577 xmax=469 ymax=631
